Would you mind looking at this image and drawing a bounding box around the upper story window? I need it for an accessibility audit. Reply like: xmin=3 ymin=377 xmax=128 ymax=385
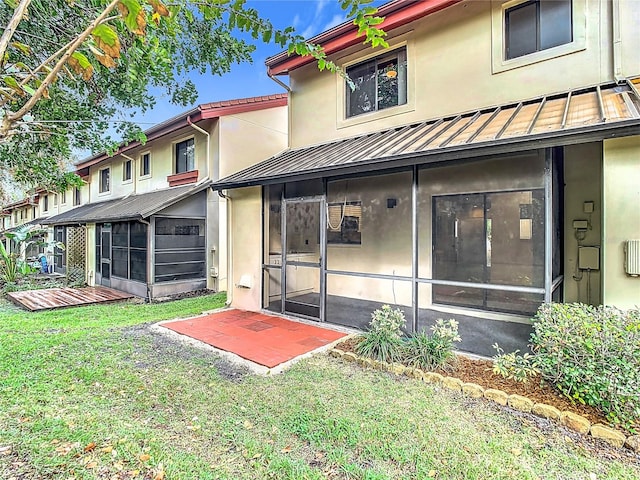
xmin=43 ymin=195 xmax=49 ymax=212
xmin=74 ymin=187 xmax=81 ymax=206
xmin=505 ymin=0 xmax=572 ymax=60
xmin=175 ymin=139 xmax=195 ymax=174
xmin=99 ymin=168 xmax=110 ymax=193
xmin=123 ymin=159 xmax=132 ymax=181
xmin=346 ymin=48 xmax=407 ymax=118
xmin=53 ymin=194 xmax=58 ymax=206
xmin=32 ymin=207 xmax=36 ymax=218
xmin=140 ymin=152 xmax=150 ymax=177
xmin=61 ymin=191 xmax=67 ymax=204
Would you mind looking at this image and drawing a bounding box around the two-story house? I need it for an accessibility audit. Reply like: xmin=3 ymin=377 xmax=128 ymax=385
xmin=41 ymin=94 xmax=288 ymax=299
xmin=213 ymin=0 xmax=640 ymax=356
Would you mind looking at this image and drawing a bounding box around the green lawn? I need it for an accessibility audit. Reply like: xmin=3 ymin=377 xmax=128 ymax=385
xmin=0 ymin=293 xmax=638 ymax=479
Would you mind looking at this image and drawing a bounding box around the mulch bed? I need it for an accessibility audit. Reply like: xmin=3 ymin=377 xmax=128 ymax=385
xmin=336 ymin=336 xmax=616 ymax=429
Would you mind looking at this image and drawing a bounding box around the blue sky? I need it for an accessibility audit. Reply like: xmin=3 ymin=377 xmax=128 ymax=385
xmin=125 ymin=0 xmax=371 ymax=129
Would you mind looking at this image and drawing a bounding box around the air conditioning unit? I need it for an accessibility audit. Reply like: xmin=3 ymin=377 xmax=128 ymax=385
xmin=624 ymin=240 xmax=640 ymax=276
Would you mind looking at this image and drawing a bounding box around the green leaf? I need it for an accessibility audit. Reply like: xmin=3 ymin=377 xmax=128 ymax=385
xmin=11 ymin=41 xmax=31 ymax=55
xmin=92 ymin=24 xmax=121 ymax=58
xmin=119 ymin=0 xmax=145 ymax=34
xmin=3 ymin=75 xmax=24 ymax=95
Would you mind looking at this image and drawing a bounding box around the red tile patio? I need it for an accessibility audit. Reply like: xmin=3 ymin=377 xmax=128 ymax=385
xmin=161 ymin=309 xmax=347 ymax=368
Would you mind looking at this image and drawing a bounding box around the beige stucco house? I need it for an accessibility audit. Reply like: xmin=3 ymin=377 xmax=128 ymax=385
xmin=214 ymin=0 xmax=640 ymax=356
xmin=36 ymin=94 xmax=288 ymax=298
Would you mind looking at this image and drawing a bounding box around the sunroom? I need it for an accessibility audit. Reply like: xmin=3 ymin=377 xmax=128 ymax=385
xmin=214 ymin=82 xmax=640 ymax=356
xmin=42 ymin=183 xmax=211 ymax=300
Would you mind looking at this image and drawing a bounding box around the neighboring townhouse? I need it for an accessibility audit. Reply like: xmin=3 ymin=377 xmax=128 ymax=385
xmin=38 ymin=94 xmax=288 ymax=298
xmin=0 ymin=182 xmax=91 ymax=275
xmin=214 ymin=0 xmax=640 ymax=356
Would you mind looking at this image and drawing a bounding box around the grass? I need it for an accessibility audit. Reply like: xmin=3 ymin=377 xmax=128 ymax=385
xmin=0 ymin=293 xmax=638 ymax=479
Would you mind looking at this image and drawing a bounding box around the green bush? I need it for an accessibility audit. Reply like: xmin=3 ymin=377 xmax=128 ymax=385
xmin=403 ymin=319 xmax=461 ymax=372
xmin=531 ymin=303 xmax=640 ymax=429
xmin=355 ymin=305 xmax=405 ymax=363
xmin=491 ymin=344 xmax=540 ymax=384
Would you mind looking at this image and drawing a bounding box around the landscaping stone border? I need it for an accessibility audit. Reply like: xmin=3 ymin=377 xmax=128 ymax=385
xmin=329 ymin=348 xmax=639 ymax=452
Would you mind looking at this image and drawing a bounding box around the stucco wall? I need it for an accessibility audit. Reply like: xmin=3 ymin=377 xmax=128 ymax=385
xmin=287 ymin=0 xmax=630 ymax=148
xmin=229 ymin=186 xmax=263 ymax=311
xmin=602 ymin=136 xmax=640 ymax=308
xmin=218 ymin=106 xmax=288 ymax=179
xmin=87 ymin=120 xmax=214 ymax=201
xmin=563 ymin=143 xmax=602 ymax=304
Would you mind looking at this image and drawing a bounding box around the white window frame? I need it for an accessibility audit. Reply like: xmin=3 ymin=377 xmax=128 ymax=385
xmin=99 ymin=167 xmax=111 ymax=195
xmin=174 ymin=137 xmax=196 ymax=174
xmin=140 ymin=151 xmax=151 ymax=179
xmin=122 ymin=158 xmax=133 ymax=183
xmin=491 ymin=0 xmax=586 ymax=74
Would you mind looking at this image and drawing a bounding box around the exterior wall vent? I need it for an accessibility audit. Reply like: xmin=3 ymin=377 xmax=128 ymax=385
xmin=624 ymin=240 xmax=640 ymax=276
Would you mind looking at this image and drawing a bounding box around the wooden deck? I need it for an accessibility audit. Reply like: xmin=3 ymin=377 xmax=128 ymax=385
xmin=7 ymin=286 xmax=134 ymax=311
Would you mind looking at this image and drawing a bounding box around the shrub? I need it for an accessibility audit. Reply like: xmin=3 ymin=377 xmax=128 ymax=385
xmin=355 ymin=305 xmax=405 ymax=363
xmin=491 ymin=344 xmax=540 ymax=383
xmin=531 ymin=303 xmax=640 ymax=429
xmin=403 ymin=319 xmax=461 ymax=372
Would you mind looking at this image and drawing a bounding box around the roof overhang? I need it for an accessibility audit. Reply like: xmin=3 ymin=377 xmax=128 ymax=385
xmin=212 ymin=82 xmax=640 ymax=190
xmin=266 ymin=0 xmax=461 ymax=76
xmin=41 ymin=182 xmax=210 ymax=226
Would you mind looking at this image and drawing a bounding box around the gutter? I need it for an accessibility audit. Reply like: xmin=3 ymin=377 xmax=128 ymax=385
xmin=267 ymin=70 xmax=292 ymax=93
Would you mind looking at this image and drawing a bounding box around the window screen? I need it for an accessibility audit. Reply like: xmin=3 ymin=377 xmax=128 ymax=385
xmin=154 ymin=217 xmax=205 ymax=283
xmin=432 ymin=190 xmax=545 ymax=315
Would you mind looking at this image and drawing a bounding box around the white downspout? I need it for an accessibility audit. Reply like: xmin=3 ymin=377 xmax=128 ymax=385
xmin=611 ymin=0 xmax=623 ymax=81
xmin=187 ymin=115 xmax=210 ymax=180
xmin=218 ymin=189 xmax=232 ymax=306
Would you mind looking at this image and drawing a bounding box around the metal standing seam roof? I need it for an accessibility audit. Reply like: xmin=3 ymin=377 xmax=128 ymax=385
xmin=213 ymin=82 xmax=640 ymax=190
xmin=40 ymin=182 xmax=211 ymax=226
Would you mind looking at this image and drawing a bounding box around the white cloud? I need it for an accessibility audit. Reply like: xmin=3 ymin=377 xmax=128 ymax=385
xmin=323 ymin=13 xmax=345 ymax=32
xmin=300 ymin=0 xmax=332 ymax=39
xmin=292 ymin=13 xmax=301 ymax=29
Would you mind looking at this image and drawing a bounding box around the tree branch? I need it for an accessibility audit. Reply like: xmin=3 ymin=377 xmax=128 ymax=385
xmin=2 ymin=0 xmax=121 ymax=138
xmin=0 ymin=0 xmax=33 ymax=66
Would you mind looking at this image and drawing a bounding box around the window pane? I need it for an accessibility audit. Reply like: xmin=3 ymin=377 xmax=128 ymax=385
xmin=101 ymin=231 xmax=110 ymax=259
xmin=433 ymin=194 xmax=486 ymax=285
xmin=327 ymin=172 xmax=412 ymax=275
xmin=175 ymin=139 xmax=195 ymax=173
xmin=112 ymin=222 xmax=128 ymax=247
xmin=130 ymin=249 xmax=147 ymax=282
xmin=123 ymin=160 xmax=132 ymax=181
xmin=487 ymin=190 xmax=544 ymax=288
xmin=154 ymin=217 xmax=205 ymax=283
xmin=346 ymin=60 xmax=376 ymax=117
xmin=377 ymin=55 xmax=399 ymax=110
xmin=112 ymin=248 xmax=128 ymax=278
xmin=130 ymin=222 xmax=147 ymax=249
xmin=326 ymin=274 xmax=412 ymax=331
xmin=506 ymin=1 xmax=537 ymax=59
xmin=141 ymin=153 xmax=150 ymax=176
xmin=100 ymin=169 xmax=110 ymax=192
xmin=539 ymin=0 xmax=572 ymax=50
